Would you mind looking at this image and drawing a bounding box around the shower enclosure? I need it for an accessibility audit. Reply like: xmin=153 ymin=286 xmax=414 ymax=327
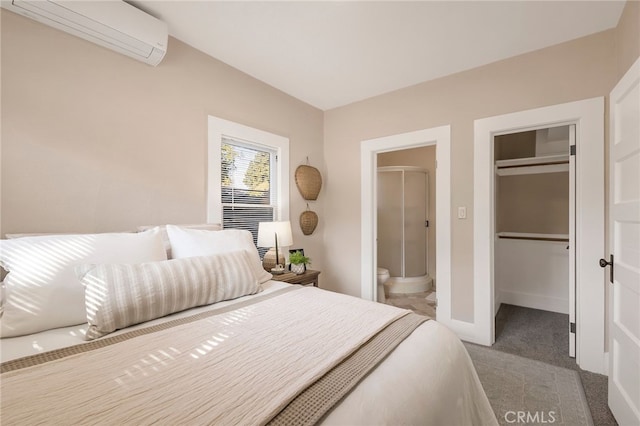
xmin=377 ymin=166 xmax=432 ymax=293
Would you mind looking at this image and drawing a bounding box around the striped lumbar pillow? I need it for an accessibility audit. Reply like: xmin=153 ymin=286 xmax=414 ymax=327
xmin=77 ymin=250 xmax=259 ymax=340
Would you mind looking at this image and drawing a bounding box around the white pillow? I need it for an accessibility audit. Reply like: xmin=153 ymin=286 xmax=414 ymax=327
xmin=0 ymin=228 xmax=167 ymax=337
xmin=77 ymin=251 xmax=259 ymax=340
xmin=137 ymin=224 xmax=222 ymax=258
xmin=166 ymin=225 xmax=272 ymax=284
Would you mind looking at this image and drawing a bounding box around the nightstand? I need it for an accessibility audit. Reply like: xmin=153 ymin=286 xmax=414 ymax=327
xmin=270 ymin=269 xmax=320 ymax=287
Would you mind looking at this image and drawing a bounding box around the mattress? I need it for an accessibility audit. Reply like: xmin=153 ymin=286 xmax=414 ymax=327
xmin=1 ymin=281 xmax=497 ymax=425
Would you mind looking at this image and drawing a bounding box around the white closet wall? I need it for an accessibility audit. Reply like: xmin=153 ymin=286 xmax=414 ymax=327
xmin=495 ymin=236 xmax=569 ymax=314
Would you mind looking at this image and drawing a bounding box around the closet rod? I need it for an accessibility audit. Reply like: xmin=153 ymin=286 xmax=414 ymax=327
xmin=497 ymin=159 xmax=568 ymax=169
xmin=497 ymin=232 xmax=569 ymax=243
xmin=499 ymin=236 xmax=569 ymax=242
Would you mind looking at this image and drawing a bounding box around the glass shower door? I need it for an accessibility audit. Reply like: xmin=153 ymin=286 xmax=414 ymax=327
xmin=377 ymin=171 xmax=403 ymax=277
xmin=404 ymin=171 xmax=427 ymax=277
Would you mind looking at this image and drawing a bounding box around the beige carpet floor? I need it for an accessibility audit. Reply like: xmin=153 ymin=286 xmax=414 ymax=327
xmin=465 ymin=342 xmax=593 ymax=426
xmin=384 ymin=295 xmax=616 ymax=425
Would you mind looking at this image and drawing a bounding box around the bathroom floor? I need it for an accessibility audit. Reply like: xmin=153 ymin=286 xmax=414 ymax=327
xmin=384 ymin=289 xmax=436 ymax=318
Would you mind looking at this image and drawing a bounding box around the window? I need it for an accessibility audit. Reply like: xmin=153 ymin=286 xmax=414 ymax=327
xmin=208 ymin=116 xmax=289 ymax=251
xmin=221 ymin=138 xmax=276 ymax=252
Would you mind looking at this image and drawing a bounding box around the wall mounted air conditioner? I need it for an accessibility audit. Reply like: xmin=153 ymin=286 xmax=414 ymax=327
xmin=3 ymin=0 xmax=168 ymax=66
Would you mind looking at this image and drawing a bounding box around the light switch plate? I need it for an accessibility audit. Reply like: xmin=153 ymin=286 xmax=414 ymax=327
xmin=458 ymin=206 xmax=467 ymax=219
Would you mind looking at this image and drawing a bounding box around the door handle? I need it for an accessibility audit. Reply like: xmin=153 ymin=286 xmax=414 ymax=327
xmin=599 ymin=254 xmax=614 ymax=284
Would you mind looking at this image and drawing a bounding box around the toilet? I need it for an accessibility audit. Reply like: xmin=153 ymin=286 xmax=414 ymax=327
xmin=376 ymin=267 xmax=390 ymax=303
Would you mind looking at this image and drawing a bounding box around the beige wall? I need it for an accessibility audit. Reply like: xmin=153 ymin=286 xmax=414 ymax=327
xmin=378 ymin=146 xmax=437 ymax=282
xmin=2 ymin=2 xmax=638 ymax=320
xmin=323 ymin=30 xmax=618 ymax=321
xmin=0 ymin=11 xmax=326 ymax=271
xmin=494 ymin=131 xmax=569 ymax=236
xmin=615 ymin=0 xmax=640 ymax=80
xmin=494 ymin=131 xmax=536 ymax=161
xmin=497 ymin=173 xmax=569 ymax=235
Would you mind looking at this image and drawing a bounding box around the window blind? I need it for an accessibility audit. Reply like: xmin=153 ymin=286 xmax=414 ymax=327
xmin=221 ymin=137 xmax=277 ymax=256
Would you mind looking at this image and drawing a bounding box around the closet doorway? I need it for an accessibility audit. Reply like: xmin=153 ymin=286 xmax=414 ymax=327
xmin=493 ymin=125 xmax=576 ymax=357
xmin=474 ymin=98 xmax=605 ymax=374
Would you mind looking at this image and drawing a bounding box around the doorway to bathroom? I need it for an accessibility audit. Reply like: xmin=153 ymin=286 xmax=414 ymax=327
xmin=377 ymin=148 xmax=436 ymax=318
xmin=360 ymin=125 xmax=456 ymax=334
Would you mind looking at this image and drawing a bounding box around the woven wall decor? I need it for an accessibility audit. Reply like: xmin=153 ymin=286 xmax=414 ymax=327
xmin=295 ymin=163 xmax=322 ymax=200
xmin=300 ymin=208 xmax=318 ymax=235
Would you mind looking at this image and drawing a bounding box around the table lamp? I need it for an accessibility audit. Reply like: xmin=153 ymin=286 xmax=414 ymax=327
xmin=257 ymin=221 xmax=293 ymax=274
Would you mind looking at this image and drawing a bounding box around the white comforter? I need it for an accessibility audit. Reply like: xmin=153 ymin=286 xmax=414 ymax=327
xmin=1 ymin=281 xmax=497 ymax=425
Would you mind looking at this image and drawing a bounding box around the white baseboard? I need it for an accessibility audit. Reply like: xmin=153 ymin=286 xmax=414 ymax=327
xmin=499 ymin=290 xmax=569 ymax=314
xmin=442 ymin=318 xmax=489 ymax=346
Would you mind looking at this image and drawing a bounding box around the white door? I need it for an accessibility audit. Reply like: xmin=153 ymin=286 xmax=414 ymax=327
xmin=607 ymin=57 xmax=640 ymax=426
xmin=403 ymin=170 xmax=428 ymax=278
xmin=378 ymin=170 xmax=404 ymax=277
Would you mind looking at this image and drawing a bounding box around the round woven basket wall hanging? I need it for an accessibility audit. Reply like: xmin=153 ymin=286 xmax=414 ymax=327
xmin=300 ymin=209 xmax=318 ymax=235
xmin=295 ymin=165 xmax=322 ymax=200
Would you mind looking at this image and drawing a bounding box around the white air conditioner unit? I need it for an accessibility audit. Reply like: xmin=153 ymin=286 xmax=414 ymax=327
xmin=3 ymin=0 xmax=168 ymax=66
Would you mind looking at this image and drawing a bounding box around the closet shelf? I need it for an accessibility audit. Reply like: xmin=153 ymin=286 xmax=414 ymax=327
xmin=497 ymin=232 xmax=569 ymax=242
xmin=495 ymin=154 xmax=569 ymax=176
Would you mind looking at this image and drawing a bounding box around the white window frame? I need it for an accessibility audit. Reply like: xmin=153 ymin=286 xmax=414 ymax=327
xmin=208 ymin=116 xmax=289 ymax=225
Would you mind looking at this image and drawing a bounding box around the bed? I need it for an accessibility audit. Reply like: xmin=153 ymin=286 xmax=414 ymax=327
xmin=0 ymin=225 xmax=497 ymax=425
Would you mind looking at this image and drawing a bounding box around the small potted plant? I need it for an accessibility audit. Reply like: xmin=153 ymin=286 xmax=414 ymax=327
xmin=289 ymin=250 xmax=310 ymax=275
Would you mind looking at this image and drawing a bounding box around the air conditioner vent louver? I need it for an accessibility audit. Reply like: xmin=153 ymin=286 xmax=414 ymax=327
xmin=4 ymin=0 xmax=168 ymax=66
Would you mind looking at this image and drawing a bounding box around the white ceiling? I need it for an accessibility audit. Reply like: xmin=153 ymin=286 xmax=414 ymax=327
xmin=131 ymin=1 xmax=626 ymax=110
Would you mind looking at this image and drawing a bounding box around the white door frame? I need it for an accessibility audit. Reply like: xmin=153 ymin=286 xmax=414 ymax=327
xmin=569 ymin=124 xmax=577 ymax=358
xmin=474 ymin=97 xmax=606 ymax=374
xmin=361 ymin=126 xmax=461 ymax=335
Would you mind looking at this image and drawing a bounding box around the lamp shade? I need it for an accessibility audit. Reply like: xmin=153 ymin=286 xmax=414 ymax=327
xmin=257 ymin=221 xmax=293 ymax=248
